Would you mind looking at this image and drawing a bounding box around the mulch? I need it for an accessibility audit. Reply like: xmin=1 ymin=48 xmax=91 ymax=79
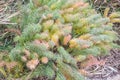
xmin=114 ymin=23 xmax=120 ymax=45
xmin=84 ymin=49 xmax=120 ymax=80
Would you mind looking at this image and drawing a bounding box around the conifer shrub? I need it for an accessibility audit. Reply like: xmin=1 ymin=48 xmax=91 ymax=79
xmin=0 ymin=0 xmax=119 ymax=79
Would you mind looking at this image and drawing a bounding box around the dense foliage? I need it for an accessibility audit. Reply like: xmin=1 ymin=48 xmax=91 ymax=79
xmin=0 ymin=0 xmax=119 ymax=80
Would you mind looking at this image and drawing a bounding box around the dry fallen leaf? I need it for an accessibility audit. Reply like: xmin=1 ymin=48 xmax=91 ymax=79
xmin=80 ymin=55 xmax=106 ymax=69
xmin=99 ymin=60 xmax=106 ymax=66
xmin=79 ymin=69 xmax=89 ymax=76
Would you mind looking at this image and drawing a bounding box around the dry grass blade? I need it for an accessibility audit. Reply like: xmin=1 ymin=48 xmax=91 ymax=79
xmin=0 ymin=0 xmax=20 ymax=25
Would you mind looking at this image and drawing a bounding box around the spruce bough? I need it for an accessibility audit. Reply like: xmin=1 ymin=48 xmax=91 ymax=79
xmin=0 ymin=0 xmax=119 ymax=79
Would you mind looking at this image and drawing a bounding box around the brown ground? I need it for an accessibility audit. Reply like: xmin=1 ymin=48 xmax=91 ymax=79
xmin=84 ymin=49 xmax=120 ymax=80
